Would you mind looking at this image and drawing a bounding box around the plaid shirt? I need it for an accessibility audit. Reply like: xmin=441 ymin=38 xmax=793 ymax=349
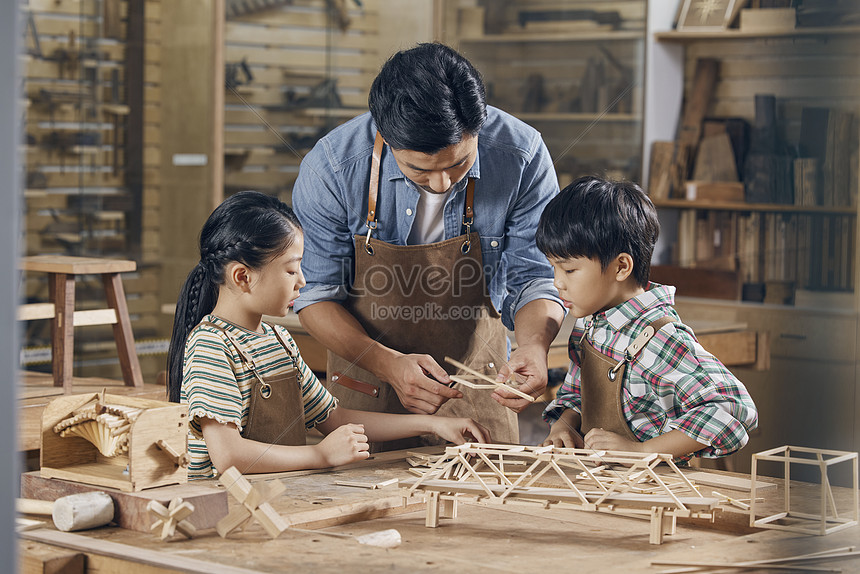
xmin=543 ymin=283 xmax=758 ymax=459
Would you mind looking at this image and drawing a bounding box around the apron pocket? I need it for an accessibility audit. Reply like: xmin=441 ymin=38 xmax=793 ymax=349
xmin=331 ymin=372 xmax=379 ymax=397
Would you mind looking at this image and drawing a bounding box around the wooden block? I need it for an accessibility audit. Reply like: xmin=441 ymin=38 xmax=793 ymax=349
xmin=696 ymin=331 xmax=757 ymax=367
xmin=19 ymin=540 xmax=85 ymax=574
xmin=678 ymin=59 xmax=719 ymax=147
xmin=793 ymin=158 xmax=820 ymax=206
xmin=692 ymin=133 xmax=739 ymax=182
xmin=648 ymin=141 xmax=675 ymax=200
xmin=740 ymin=8 xmax=796 ymax=31
xmin=21 ymin=472 xmax=228 ymax=532
xmin=684 ymin=181 xmax=745 ymax=202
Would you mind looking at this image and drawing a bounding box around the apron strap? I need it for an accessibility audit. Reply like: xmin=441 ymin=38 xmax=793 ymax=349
xmin=609 ymin=315 xmax=675 ymax=379
xmin=366 ymin=131 xmax=384 ymax=233
xmin=265 ymin=322 xmax=299 ymax=363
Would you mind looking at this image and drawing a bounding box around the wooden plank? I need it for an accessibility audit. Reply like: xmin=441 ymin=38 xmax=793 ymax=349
xmin=19 ymin=540 xmax=85 ymax=574
xmin=21 ymin=256 xmax=136 ymax=275
xmin=684 ymin=471 xmax=776 ymax=492
xmin=20 ymin=530 xmax=261 ymax=574
xmin=21 ymin=473 xmax=228 ymax=532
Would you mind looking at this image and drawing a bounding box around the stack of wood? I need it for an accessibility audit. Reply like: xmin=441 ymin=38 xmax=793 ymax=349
xmin=53 ymin=394 xmax=143 ymax=457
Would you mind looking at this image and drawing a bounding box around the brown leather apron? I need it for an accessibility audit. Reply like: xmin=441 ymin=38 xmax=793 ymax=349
xmin=200 ymin=321 xmax=306 ymax=446
xmin=326 ymin=133 xmax=518 ymax=450
xmin=579 ymin=316 xmax=673 ymax=441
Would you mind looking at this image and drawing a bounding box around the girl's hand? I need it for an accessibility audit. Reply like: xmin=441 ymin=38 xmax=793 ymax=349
xmin=583 ymin=428 xmax=640 ymax=452
xmin=432 ymin=417 xmax=490 ymax=445
xmin=541 ymin=424 xmax=584 ymax=448
xmin=315 ymin=423 xmax=370 ymax=467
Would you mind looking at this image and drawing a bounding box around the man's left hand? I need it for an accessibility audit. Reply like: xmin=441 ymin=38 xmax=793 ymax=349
xmin=491 ymin=343 xmax=548 ymax=413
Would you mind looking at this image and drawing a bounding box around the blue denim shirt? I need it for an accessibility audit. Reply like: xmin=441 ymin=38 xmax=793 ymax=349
xmin=292 ymin=107 xmax=562 ymax=330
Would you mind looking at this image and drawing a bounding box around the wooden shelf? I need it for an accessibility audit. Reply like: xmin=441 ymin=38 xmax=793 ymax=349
xmin=460 ymin=30 xmax=644 ymax=44
xmin=517 ymin=112 xmax=640 ymax=122
xmin=301 ymin=107 xmax=367 ymax=118
xmin=653 ymin=198 xmax=857 ymax=215
xmin=655 ymin=25 xmax=860 ymax=42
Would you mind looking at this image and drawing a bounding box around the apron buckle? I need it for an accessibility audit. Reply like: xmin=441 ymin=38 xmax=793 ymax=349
xmin=364 ymin=221 xmax=377 ymax=255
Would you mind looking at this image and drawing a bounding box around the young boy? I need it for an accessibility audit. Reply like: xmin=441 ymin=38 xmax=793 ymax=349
xmin=536 ymin=176 xmax=757 ymax=461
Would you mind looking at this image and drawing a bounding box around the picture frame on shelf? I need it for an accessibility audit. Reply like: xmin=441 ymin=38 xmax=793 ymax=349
xmin=677 ymin=0 xmax=739 ymax=31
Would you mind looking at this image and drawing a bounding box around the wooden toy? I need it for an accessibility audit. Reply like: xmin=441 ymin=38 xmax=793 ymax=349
xmin=750 ymin=445 xmax=859 ymax=536
xmin=216 ymin=466 xmax=287 ymax=539
xmin=403 ymin=443 xmax=720 ymax=544
xmin=40 ymin=392 xmax=189 ymax=492
xmin=147 ymin=498 xmax=196 ymax=541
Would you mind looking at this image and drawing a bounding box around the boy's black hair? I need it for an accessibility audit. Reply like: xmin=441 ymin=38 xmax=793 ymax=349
xmin=166 ymin=191 xmax=302 ymax=403
xmin=369 ymin=43 xmax=486 ymax=153
xmin=536 ymin=176 xmax=660 ymax=287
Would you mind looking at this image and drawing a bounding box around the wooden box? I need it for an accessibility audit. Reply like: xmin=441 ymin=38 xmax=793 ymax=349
xmin=40 ymin=393 xmax=188 ymax=492
xmin=740 ymin=8 xmax=796 ymax=32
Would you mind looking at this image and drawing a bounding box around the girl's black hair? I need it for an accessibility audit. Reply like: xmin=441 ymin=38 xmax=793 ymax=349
xmin=369 ymin=42 xmax=486 ymax=153
xmin=535 ymin=176 xmax=660 ymax=288
xmin=167 ymin=191 xmax=301 ymax=402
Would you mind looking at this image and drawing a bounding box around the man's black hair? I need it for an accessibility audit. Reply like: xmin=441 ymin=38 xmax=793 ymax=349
xmin=369 ymin=43 xmax=486 ymax=153
xmin=536 ymin=176 xmax=660 ymax=287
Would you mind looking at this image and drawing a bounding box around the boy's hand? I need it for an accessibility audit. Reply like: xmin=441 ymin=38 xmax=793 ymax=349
xmin=541 ymin=424 xmax=584 ymax=448
xmin=432 ymin=417 xmax=490 ymax=445
xmin=492 ymin=343 xmax=548 ymax=412
xmin=583 ymin=428 xmax=640 ymax=452
xmin=315 ymin=423 xmax=370 ymax=467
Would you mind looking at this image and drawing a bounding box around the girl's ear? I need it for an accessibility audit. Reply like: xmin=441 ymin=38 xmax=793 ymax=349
xmin=614 ymin=253 xmax=635 ymax=282
xmin=226 ymin=262 xmax=253 ymax=292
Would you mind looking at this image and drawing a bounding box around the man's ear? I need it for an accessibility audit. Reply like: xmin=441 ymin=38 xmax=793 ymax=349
xmin=226 ymin=262 xmax=253 ymax=292
xmin=614 ymin=253 xmax=635 ymax=282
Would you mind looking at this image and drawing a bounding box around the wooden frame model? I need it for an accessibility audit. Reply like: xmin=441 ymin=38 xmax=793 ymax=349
xmin=750 ymin=445 xmax=859 ymax=536
xmin=41 ymin=392 xmax=189 ymax=492
xmin=677 ymin=0 xmax=738 ymax=32
xmin=403 ymin=443 xmax=719 ymax=544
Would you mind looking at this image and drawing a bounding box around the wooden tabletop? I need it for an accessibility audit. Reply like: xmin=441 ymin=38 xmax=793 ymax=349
xmin=19 ymin=449 xmax=860 ymax=573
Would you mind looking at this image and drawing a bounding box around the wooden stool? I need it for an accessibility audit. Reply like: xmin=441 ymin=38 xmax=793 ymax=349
xmin=19 ymin=255 xmax=144 ymax=392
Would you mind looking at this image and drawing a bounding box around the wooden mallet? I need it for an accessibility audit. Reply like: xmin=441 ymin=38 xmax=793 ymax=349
xmin=17 ymin=492 xmax=114 ymax=531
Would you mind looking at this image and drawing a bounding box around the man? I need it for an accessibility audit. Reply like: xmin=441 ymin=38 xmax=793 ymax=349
xmin=292 ymin=43 xmax=563 ymax=447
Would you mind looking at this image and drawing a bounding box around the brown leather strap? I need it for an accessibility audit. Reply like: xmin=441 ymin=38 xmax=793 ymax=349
xmin=463 ymin=178 xmax=475 ymax=234
xmin=366 ymin=132 xmax=384 ymax=230
xmin=331 ymin=372 xmax=379 ymax=397
xmin=266 ymin=322 xmax=298 ymax=362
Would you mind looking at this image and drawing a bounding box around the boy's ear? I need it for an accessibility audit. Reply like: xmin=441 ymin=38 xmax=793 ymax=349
xmin=614 ymin=253 xmax=635 ymax=282
xmin=226 ymin=262 xmax=253 ymax=292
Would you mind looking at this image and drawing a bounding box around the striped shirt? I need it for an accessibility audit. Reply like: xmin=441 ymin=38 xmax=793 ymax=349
xmin=181 ymin=315 xmax=337 ymax=478
xmin=543 ymin=284 xmax=758 ymax=460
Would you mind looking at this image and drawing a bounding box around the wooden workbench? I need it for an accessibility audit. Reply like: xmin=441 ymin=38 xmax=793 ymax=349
xmin=18 ymin=449 xmax=860 ymax=573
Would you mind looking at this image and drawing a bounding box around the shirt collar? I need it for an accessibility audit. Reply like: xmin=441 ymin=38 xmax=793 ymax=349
xmin=600 ymin=282 xmax=676 ymax=331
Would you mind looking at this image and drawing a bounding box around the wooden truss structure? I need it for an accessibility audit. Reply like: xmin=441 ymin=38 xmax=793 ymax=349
xmin=403 ymin=443 xmax=720 ymax=544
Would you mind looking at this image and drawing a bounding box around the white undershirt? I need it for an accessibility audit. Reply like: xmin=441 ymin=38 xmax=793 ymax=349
xmin=407 ymin=187 xmax=452 ymax=245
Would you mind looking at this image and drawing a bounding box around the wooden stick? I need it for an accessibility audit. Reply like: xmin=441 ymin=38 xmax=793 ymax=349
xmin=655 ymin=547 xmax=856 ymax=574
xmin=655 ymin=562 xmax=839 ymax=572
xmin=444 ymin=356 xmax=535 ymax=402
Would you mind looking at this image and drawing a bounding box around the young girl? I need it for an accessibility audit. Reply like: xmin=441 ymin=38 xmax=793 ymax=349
xmin=168 ymin=191 xmax=488 ymax=479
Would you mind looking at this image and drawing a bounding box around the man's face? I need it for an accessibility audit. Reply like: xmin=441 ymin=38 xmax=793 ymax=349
xmin=388 ymin=135 xmax=478 ymax=194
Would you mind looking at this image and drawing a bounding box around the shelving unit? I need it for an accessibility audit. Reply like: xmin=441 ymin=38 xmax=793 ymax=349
xmin=646 ymin=16 xmax=860 ymax=472
xmin=441 ymin=0 xmax=646 ymax=183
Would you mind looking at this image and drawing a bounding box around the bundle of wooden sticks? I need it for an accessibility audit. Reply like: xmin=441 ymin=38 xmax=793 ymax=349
xmin=53 ymin=393 xmax=144 ymax=457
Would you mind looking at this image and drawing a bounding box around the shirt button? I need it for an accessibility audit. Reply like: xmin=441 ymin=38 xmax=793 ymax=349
xmin=406 ymin=208 xmax=413 ymax=216
xmin=490 ymin=240 xmax=499 ymax=247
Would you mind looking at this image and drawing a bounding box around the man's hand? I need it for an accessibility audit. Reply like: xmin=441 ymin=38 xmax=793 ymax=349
xmin=382 ymin=353 xmax=462 ymax=415
xmin=583 ymin=428 xmax=641 ymax=452
xmin=491 ymin=343 xmax=549 ymax=413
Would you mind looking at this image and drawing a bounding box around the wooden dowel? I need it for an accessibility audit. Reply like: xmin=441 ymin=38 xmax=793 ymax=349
xmin=444 ymin=356 xmax=535 ymax=402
